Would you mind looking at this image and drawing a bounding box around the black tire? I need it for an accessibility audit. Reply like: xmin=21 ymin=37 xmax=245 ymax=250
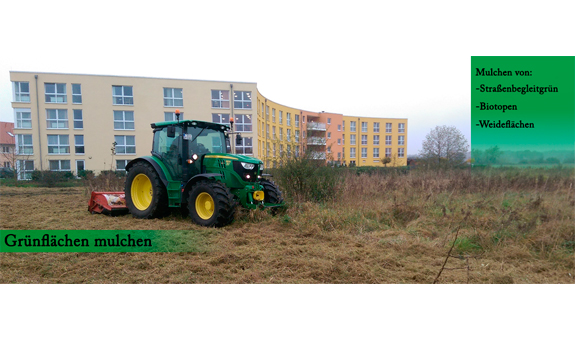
xmin=260 ymin=179 xmax=284 ymax=214
xmin=125 ymin=161 xmax=169 ymax=219
xmin=188 ymin=181 xmax=236 ymax=227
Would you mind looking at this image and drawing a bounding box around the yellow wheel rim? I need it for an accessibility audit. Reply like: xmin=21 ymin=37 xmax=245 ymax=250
xmin=131 ymin=173 xmax=153 ymax=211
xmin=195 ymin=192 xmax=215 ymax=220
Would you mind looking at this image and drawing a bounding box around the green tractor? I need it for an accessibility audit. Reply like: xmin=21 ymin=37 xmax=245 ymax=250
xmin=123 ymin=113 xmax=283 ymax=227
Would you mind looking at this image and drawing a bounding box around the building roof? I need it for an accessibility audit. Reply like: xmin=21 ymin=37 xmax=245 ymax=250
xmin=0 ymin=122 xmax=15 ymax=145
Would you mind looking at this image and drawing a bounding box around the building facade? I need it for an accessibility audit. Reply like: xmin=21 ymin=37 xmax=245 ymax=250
xmin=10 ymin=71 xmax=407 ymax=178
xmin=0 ymin=122 xmax=15 ymax=169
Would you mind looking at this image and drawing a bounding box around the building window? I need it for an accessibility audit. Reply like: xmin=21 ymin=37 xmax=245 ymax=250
xmin=73 ymin=110 xmax=83 ymax=129
xmin=386 ymin=123 xmax=392 ymax=133
xmin=328 ymin=132 xmax=331 ymax=139
xmin=212 ymin=113 xmax=230 ymax=125
xmin=399 ymin=123 xmax=405 ymax=133
xmin=15 ymin=108 xmax=32 ymax=129
xmin=361 ymin=148 xmax=367 ymax=158
xmin=113 ymin=85 xmax=133 ymax=105
xmin=337 ymin=152 xmax=341 ymax=160
xmin=286 ymin=113 xmax=291 ymax=126
xmin=114 ymin=111 xmax=135 ymax=130
xmin=235 ymin=137 xmax=253 ymax=155
xmin=75 ymin=135 xmax=85 ymax=154
xmin=279 ymin=128 xmax=283 ymax=141
xmin=385 ymin=148 xmax=392 ymax=158
xmin=273 ymin=143 xmax=276 ymax=157
xmin=350 ymin=121 xmax=356 ymax=132
xmin=13 ymin=82 xmax=30 ymax=102
xmin=295 ymin=130 xmax=299 ymax=143
xmin=338 ymin=138 xmax=341 ymax=145
xmin=337 ymin=124 xmax=341 ymax=131
xmin=166 ymin=111 xmax=185 ymax=121
xmin=272 ymin=109 xmax=276 ymax=123
xmin=327 ymin=118 xmax=331 ymax=124
xmin=49 ymin=160 xmax=71 ymax=171
xmin=17 ymin=160 xmax=34 ymax=180
xmin=362 ymin=122 xmax=367 ymax=132
xmin=350 ymin=135 xmax=356 ymax=145
xmin=212 ymin=90 xmax=230 ymax=109
xmin=373 ymin=122 xmax=380 ymax=133
xmin=266 ymin=124 xmax=270 ymax=138
xmin=279 ymin=111 xmax=283 ymax=124
xmin=266 ymin=105 xmax=269 ymax=118
xmin=16 ymin=134 xmax=33 ymax=155
xmin=279 ymin=144 xmax=283 ymax=156
xmin=374 ymin=135 xmax=380 ymax=145
xmin=46 ymin=109 xmax=68 ymax=129
xmin=342 ymin=121 xmax=345 ymax=131
xmin=116 ymin=160 xmax=130 ymax=171
xmin=76 ymin=160 xmax=85 ymax=175
xmin=361 ymin=135 xmax=367 ymax=145
xmin=398 ymin=135 xmax=405 ymax=145
xmin=115 ymin=135 xmax=136 ymax=154
xmin=266 ymin=142 xmax=270 ymax=156
xmin=234 ymin=114 xmax=252 ymax=132
xmin=45 ymin=83 xmax=67 ymax=103
xmin=47 ymin=135 xmax=70 ymax=154
xmin=295 ymin=115 xmax=300 ymax=127
xmin=296 ymin=145 xmax=300 ymax=157
xmin=342 ymin=134 xmax=345 ymax=144
xmin=163 ymin=88 xmax=183 ymax=107
xmin=398 ymin=148 xmax=405 ymax=158
xmin=233 ymin=91 xmax=252 ymax=109
xmin=386 ymin=135 xmax=392 ymax=145
xmin=373 ymin=148 xmax=380 ymax=158
xmin=287 ymin=129 xmax=291 ymax=142
xmin=350 ymin=147 xmax=356 ymax=158
xmin=72 ymin=84 xmax=82 ymax=104
xmin=272 ymin=126 xmax=276 ymax=139
xmin=286 ymin=145 xmax=291 ymax=156
xmin=302 ymin=116 xmax=306 ymax=123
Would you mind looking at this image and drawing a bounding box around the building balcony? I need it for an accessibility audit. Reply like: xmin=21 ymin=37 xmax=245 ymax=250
xmin=307 ymin=122 xmax=326 ymax=131
xmin=310 ymin=151 xmax=326 ymax=160
xmin=307 ymin=137 xmax=326 ymax=145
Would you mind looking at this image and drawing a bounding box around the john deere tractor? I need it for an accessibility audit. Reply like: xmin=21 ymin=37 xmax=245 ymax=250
xmin=123 ymin=114 xmax=283 ymax=227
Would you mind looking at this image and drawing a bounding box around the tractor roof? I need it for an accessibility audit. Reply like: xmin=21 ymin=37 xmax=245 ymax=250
xmin=151 ymin=120 xmax=230 ymax=131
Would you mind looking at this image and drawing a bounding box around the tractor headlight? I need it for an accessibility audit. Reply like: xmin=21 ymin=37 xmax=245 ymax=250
xmin=241 ymin=162 xmax=255 ymax=170
xmin=259 ymin=163 xmax=264 ymax=171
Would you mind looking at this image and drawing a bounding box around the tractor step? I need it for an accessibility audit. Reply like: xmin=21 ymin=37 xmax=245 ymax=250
xmin=88 ymin=191 xmax=129 ymax=216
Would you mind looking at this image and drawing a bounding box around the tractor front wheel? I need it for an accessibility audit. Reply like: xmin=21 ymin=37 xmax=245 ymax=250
xmin=260 ymin=179 xmax=284 ymax=214
xmin=125 ymin=162 xmax=168 ymax=219
xmin=188 ymin=181 xmax=236 ymax=227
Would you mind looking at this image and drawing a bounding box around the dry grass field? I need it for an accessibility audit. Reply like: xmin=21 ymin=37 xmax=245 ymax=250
xmin=1 ymin=167 xmax=574 ymax=284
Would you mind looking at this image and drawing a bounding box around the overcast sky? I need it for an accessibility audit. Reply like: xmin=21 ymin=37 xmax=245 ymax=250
xmin=0 ymin=0 xmax=573 ymax=155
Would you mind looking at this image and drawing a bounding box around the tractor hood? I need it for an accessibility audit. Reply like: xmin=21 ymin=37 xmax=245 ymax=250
xmin=203 ymin=153 xmax=263 ymax=166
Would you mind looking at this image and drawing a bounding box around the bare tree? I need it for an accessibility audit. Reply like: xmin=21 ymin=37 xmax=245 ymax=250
xmin=419 ymin=125 xmax=469 ymax=167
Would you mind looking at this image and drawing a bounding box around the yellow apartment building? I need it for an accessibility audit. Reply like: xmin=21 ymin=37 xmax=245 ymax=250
xmin=256 ymin=91 xmax=303 ymax=168
xmin=9 ymin=71 xmax=407 ymax=178
xmin=342 ymin=116 xmax=408 ymax=167
xmin=10 ymin=71 xmax=258 ymax=179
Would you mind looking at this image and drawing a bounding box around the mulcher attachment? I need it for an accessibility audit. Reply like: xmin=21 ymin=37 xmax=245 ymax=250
xmin=88 ymin=191 xmax=129 ymax=216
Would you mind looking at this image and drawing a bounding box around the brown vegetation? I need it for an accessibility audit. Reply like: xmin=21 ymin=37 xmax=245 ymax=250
xmin=1 ymin=167 xmax=573 ymax=283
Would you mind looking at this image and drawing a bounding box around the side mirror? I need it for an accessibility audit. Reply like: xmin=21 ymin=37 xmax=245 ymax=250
xmin=235 ymin=134 xmax=242 ymax=145
xmin=167 ymin=126 xmax=176 ymax=138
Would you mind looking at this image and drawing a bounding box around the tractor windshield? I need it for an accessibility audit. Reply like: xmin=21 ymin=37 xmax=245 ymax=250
xmin=187 ymin=126 xmax=227 ymax=156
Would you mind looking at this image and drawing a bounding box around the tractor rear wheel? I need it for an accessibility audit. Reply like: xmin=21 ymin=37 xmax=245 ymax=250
xmin=125 ymin=162 xmax=168 ymax=219
xmin=188 ymin=181 xmax=236 ymax=227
